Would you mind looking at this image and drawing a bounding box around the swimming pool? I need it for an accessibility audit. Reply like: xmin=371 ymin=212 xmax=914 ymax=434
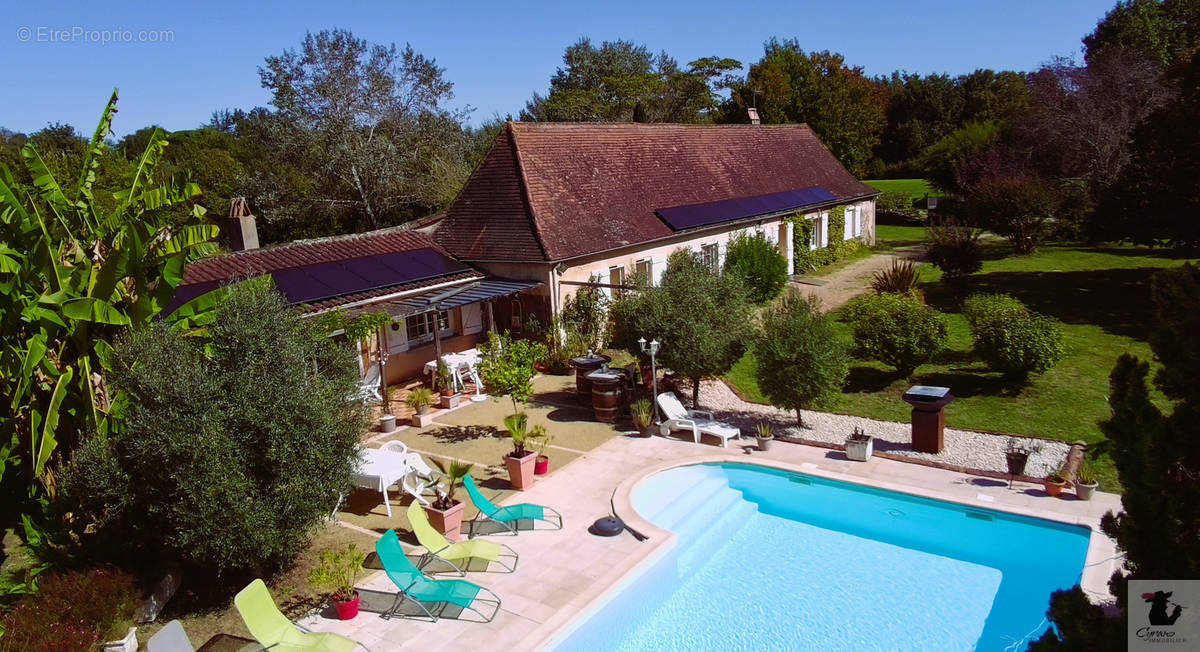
xmin=549 ymin=463 xmax=1091 ymax=651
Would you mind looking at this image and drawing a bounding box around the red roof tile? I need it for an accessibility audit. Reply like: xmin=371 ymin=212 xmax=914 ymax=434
xmin=434 ymin=123 xmax=878 ymax=262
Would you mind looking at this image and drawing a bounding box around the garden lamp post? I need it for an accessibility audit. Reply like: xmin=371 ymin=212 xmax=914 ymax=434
xmin=638 ymin=337 xmax=661 ymax=423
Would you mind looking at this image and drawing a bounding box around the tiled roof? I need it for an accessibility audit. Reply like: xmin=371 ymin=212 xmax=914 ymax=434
xmin=176 ymin=227 xmax=483 ymax=314
xmin=434 ymin=123 xmax=879 ymax=262
xmin=182 ymin=227 xmax=451 ymax=284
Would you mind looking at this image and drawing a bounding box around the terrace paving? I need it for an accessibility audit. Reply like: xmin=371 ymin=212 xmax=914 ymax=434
xmin=310 ymin=376 xmax=1122 ymax=651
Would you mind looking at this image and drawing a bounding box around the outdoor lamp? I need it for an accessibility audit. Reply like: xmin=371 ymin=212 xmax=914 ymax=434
xmin=638 ymin=337 xmax=662 ymax=422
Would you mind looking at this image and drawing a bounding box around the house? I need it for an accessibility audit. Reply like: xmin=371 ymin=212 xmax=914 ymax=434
xmin=172 ymin=212 xmax=539 ymax=388
xmin=432 ymin=122 xmax=880 ymax=325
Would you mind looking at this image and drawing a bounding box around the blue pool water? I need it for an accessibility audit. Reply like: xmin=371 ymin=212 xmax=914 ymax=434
xmin=550 ymin=463 xmax=1091 ymax=652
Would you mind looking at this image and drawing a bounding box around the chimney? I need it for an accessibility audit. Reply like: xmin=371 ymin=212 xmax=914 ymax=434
xmin=747 ymin=107 xmax=761 ymax=125
xmin=223 ymin=197 xmax=259 ymax=251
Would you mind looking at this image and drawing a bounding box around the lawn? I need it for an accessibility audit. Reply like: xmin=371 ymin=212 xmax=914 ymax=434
xmin=875 ymin=224 xmax=926 ymax=249
xmin=863 ymin=178 xmax=935 ymax=201
xmin=727 ymin=242 xmax=1198 ymax=491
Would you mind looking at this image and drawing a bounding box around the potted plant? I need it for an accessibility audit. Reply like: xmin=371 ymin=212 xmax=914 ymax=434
xmin=1004 ymin=438 xmax=1040 ymax=476
xmin=1074 ymin=460 xmax=1099 ymax=501
xmin=503 ymin=412 xmax=539 ymax=490
xmin=1043 ymin=463 xmax=1068 ymax=497
xmin=424 ymin=459 xmax=474 ymax=541
xmin=436 ymin=359 xmax=457 ymax=398
xmin=845 ymin=427 xmax=873 ymax=462
xmin=406 ymin=387 xmax=435 ymax=426
xmin=755 ymin=421 xmax=774 ymax=452
xmin=533 ymin=430 xmax=554 ymax=475
xmin=379 ymin=413 xmax=397 ymax=432
xmin=308 ymin=544 xmax=367 ymax=620
xmin=630 ymin=399 xmax=654 ymax=437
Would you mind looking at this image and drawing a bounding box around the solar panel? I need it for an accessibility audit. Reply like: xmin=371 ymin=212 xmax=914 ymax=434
xmin=268 ymin=248 xmax=470 ymax=306
xmin=655 ymin=186 xmax=836 ymax=231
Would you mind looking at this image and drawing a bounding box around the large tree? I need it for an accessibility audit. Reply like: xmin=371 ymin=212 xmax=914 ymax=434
xmin=610 ymin=249 xmax=752 ymax=406
xmin=753 ymin=290 xmax=848 ymax=426
xmin=722 ymin=39 xmax=887 ymax=176
xmin=522 ymin=38 xmax=740 ymax=123
xmin=255 ymin=29 xmax=474 ymax=239
xmin=1084 ymin=0 xmax=1200 ymax=69
xmin=1032 ymin=264 xmax=1200 ymax=649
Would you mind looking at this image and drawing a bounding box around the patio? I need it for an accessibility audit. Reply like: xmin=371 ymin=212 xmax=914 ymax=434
xmin=316 ymin=374 xmax=1122 ymax=651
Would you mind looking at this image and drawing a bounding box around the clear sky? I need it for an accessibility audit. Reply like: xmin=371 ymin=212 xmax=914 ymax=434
xmin=3 ymin=0 xmax=1116 ymax=137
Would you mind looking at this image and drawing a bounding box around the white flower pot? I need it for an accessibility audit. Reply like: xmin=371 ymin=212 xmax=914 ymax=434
xmin=845 ymin=436 xmax=873 ymax=462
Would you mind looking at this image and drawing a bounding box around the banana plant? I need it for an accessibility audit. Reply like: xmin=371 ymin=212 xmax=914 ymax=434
xmin=0 ymin=90 xmax=223 ymax=505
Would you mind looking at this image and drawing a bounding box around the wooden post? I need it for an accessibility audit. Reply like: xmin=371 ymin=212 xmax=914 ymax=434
xmin=376 ymin=327 xmax=389 ymax=411
xmin=432 ymin=311 xmax=443 ymax=360
xmin=484 ymin=300 xmax=496 ymax=334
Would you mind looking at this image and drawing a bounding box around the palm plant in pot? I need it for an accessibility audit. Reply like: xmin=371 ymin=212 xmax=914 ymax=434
xmin=755 ymin=421 xmax=774 ymax=452
xmin=425 ymin=458 xmax=474 ymax=541
xmin=308 ymin=544 xmax=367 ymax=620
xmin=503 ymin=412 xmax=539 ymax=490
xmin=1074 ymin=460 xmax=1099 ymax=500
xmin=406 ymin=387 xmax=434 ymax=415
xmin=630 ymin=399 xmax=654 ymax=437
xmin=1043 ymin=462 xmax=1068 ymax=497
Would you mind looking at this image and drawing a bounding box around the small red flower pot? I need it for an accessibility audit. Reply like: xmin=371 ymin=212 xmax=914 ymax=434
xmin=534 ymin=455 xmax=550 ymax=475
xmin=333 ymin=592 xmax=360 ymax=620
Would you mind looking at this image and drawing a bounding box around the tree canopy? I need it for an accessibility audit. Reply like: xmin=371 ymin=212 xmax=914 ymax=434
xmin=753 ymin=290 xmax=848 ymax=426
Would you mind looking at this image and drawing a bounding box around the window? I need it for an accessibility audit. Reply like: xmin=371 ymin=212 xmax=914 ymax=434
xmin=635 ymin=259 xmax=653 ymax=286
xmin=609 ymin=266 xmax=625 ymax=299
xmin=701 ymin=243 xmax=720 ymax=272
xmin=845 ymin=205 xmax=862 ymax=239
xmin=808 ymin=216 xmax=820 ymax=250
xmin=406 ymin=310 xmax=450 ymax=343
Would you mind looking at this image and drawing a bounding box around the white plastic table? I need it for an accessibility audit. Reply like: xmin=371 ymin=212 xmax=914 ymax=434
xmin=349 ymin=447 xmax=411 ymax=517
xmin=423 ymin=349 xmax=482 ymax=393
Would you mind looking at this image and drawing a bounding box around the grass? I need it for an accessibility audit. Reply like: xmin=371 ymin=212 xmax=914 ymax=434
xmin=727 ymin=241 xmax=1198 ymax=492
xmin=875 ymin=224 xmax=926 ymax=249
xmin=864 ymin=179 xmax=935 ymax=201
xmin=802 ymin=243 xmax=876 ymax=278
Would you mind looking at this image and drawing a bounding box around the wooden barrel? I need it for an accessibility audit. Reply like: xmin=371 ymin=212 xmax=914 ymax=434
xmin=591 ymin=379 xmax=622 ymax=423
xmin=570 ymin=355 xmax=609 ymax=399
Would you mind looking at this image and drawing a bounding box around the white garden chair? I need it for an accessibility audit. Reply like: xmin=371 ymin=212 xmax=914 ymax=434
xmin=656 ymin=392 xmax=742 ymax=448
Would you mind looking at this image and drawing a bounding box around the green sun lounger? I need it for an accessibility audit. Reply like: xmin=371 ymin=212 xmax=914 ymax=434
xmin=234 ymin=579 xmax=368 ymax=652
xmin=375 ymin=529 xmax=502 ymax=622
xmin=463 ymin=474 xmax=564 ymax=537
xmin=407 ymin=502 xmax=518 ymax=575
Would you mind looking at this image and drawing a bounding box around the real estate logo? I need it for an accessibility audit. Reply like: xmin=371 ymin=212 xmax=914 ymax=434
xmin=1130 ymin=580 xmax=1199 ymax=649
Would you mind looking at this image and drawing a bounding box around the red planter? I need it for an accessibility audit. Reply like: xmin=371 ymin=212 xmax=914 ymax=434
xmin=505 ymin=451 xmax=537 ymax=490
xmin=424 ymin=500 xmax=465 ymax=541
xmin=534 ymin=455 xmax=550 ymax=475
xmin=333 ymin=592 xmax=360 ymax=620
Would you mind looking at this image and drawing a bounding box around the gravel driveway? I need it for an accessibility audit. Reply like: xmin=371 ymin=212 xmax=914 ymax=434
xmin=791 ymin=246 xmax=924 ymax=310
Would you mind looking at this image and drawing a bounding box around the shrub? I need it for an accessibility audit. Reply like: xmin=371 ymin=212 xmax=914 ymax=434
xmin=753 ymin=290 xmax=849 ymax=426
xmin=962 ymin=293 xmax=1065 ymax=378
xmin=870 ymin=258 xmax=921 ymax=295
xmin=967 ymin=174 xmax=1059 ymax=254
xmin=561 ymin=280 xmax=609 ymax=350
xmin=925 ymin=215 xmax=984 ymax=282
xmin=0 ymin=568 xmax=140 ymax=651
xmin=875 ymin=190 xmax=915 ymax=215
xmin=61 ymin=281 xmax=366 ymax=582
xmin=477 ymin=331 xmax=547 ymax=414
xmin=723 ymin=232 xmax=788 ymax=304
xmin=842 ymin=293 xmax=948 ymax=376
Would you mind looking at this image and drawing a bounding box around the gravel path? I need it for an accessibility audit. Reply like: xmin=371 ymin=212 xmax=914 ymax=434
xmin=694 ymin=380 xmax=1070 ymax=478
xmin=791 ymin=245 xmax=924 ymax=310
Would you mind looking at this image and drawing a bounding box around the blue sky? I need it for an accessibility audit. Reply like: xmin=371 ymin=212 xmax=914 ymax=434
xmin=3 ymin=0 xmax=1116 ymax=137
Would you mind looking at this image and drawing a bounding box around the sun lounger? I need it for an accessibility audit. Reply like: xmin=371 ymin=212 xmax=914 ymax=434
xmin=462 ymin=474 xmax=563 ymax=537
xmin=375 ymin=529 xmax=501 ymax=623
xmin=407 ymin=502 xmax=517 ymax=575
xmin=656 ymin=391 xmax=742 ymax=447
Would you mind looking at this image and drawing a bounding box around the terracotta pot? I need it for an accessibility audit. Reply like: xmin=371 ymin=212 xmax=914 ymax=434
xmin=424 ymin=500 xmax=465 ymax=541
xmin=441 ymin=388 xmax=455 ymax=397
xmin=505 ymin=451 xmax=538 ymax=490
xmin=534 ymin=455 xmax=550 ymax=475
xmin=1043 ymin=478 xmax=1066 ymax=497
xmin=332 ymin=591 xmax=360 ymax=620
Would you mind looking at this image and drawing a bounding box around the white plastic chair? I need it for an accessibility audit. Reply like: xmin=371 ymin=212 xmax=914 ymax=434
xmin=355 ymin=363 xmax=383 ymax=403
xmin=146 ymin=620 xmax=193 ymax=652
xmin=656 ymin=392 xmax=742 ymax=447
xmin=380 ymin=441 xmax=445 ymax=506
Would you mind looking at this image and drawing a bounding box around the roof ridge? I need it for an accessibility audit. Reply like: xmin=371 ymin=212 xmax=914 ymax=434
xmin=505 ymin=122 xmax=551 ymax=261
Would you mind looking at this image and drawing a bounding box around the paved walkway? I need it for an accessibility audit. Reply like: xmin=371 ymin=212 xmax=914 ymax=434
xmin=302 ymin=430 xmax=1121 ymax=651
xmin=791 ymin=245 xmax=923 ymax=310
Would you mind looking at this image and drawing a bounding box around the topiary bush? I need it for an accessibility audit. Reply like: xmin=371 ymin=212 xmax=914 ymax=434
xmin=0 ymin=567 xmax=140 ymax=652
xmin=842 ymin=293 xmax=948 ymax=376
xmin=723 ymin=232 xmax=788 ymax=304
xmin=962 ymin=293 xmax=1065 ymax=379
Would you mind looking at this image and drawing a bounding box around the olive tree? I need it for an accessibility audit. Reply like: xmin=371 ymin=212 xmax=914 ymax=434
xmin=753 ymin=290 xmax=849 ymax=427
xmin=62 ymin=280 xmax=365 ymax=581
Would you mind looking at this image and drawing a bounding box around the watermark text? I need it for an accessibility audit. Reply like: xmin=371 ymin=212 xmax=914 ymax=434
xmin=16 ymin=26 xmax=174 ymax=44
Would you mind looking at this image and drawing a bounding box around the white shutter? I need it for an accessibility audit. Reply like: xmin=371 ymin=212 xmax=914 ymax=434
xmin=844 ymin=207 xmax=854 ymax=240
xmin=652 ymin=258 xmax=667 ymax=285
xmin=461 ymin=303 xmax=483 ymax=335
xmin=820 ymin=212 xmax=829 ymax=248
